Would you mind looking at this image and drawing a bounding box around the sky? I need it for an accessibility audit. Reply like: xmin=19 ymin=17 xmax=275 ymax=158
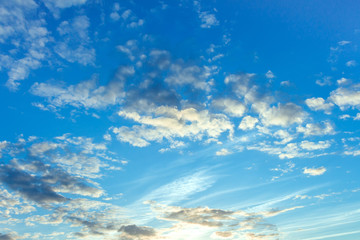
xmin=1 ymin=0 xmax=360 ymax=239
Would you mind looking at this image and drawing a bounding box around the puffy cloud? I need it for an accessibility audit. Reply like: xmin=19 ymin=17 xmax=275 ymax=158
xmin=113 ymin=106 xmax=233 ymax=147
xmin=165 ymin=63 xmax=212 ymax=91
xmin=0 ymin=1 xmax=50 ymax=90
xmin=273 ymin=130 xmax=294 ymax=145
xmin=42 ymin=0 xmax=88 ymax=18
xmin=303 ymin=167 xmax=326 ymax=176
xmin=216 ymin=148 xmax=232 ymax=156
xmin=260 ymin=103 xmax=307 ymax=127
xmin=247 ymin=142 xmax=304 ymax=159
xmin=118 ymin=225 xmax=156 ymax=239
xmin=296 ymin=121 xmax=335 ymax=136
xmin=54 ymin=15 xmax=95 ymax=65
xmin=0 ymin=135 xmax=124 ymax=205
xmin=265 ymin=70 xmax=275 ymax=79
xmin=305 ymin=97 xmax=334 ymax=114
xmin=199 ymin=12 xmax=219 ymax=28
xmin=239 ymin=116 xmax=258 ymax=130
xmin=337 ymin=77 xmax=350 ymax=85
xmin=224 ymin=73 xmax=255 ymax=97
xmin=329 ymin=86 xmax=360 ymax=110
xmin=43 ymin=0 xmax=87 ymax=9
xmin=212 ymin=98 xmax=246 ymax=117
xmin=300 ymin=140 xmax=331 ymax=151
xmin=30 ymin=66 xmax=133 ymax=110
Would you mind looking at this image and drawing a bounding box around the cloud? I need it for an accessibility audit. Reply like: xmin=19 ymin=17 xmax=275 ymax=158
xmin=138 ymin=170 xmax=215 ymax=205
xmin=113 ymin=106 xmax=233 ymax=147
xmin=346 ymin=60 xmax=357 ymax=67
xmin=0 ymin=163 xmax=67 ymax=204
xmin=42 ymin=0 xmax=88 ymax=17
xmin=260 ymin=103 xmax=307 ymax=127
xmin=305 ymin=97 xmax=334 ymax=114
xmin=300 ymin=140 xmax=331 ymax=151
xmin=149 ymin=202 xmax=244 ymax=227
xmin=0 ymin=233 xmax=15 ymax=240
xmin=303 ymin=167 xmax=326 ymax=176
xmin=165 ymin=63 xmax=213 ymax=91
xmin=212 ymin=98 xmax=246 ymax=117
xmin=315 ymin=76 xmax=332 ymax=86
xmin=248 ymin=142 xmax=304 ymax=159
xmin=259 ymin=206 xmax=304 ymax=217
xmin=328 ymin=85 xmax=360 ymax=110
xmin=0 ymin=187 xmax=36 ymax=218
xmin=337 ymin=77 xmax=350 ymax=85
xmin=216 ymin=148 xmax=232 ymax=156
xmin=0 ymin=1 xmax=50 ymax=90
xmin=296 ymin=121 xmax=335 ymax=136
xmin=118 ymin=225 xmax=156 ymax=239
xmin=338 ymin=40 xmax=351 ymax=46
xmin=30 ymin=66 xmax=134 ymax=110
xmin=239 ymin=116 xmax=259 ymax=130
xmin=0 ymin=135 xmax=124 ymax=206
xmin=199 ymin=12 xmax=219 ymax=28
xmin=265 ymin=70 xmax=275 ymax=79
xmin=54 ymin=15 xmax=95 ymax=65
xmin=273 ymin=130 xmax=294 ymax=145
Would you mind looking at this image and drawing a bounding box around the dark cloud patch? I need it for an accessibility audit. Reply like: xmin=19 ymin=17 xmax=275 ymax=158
xmin=119 ymin=224 xmax=156 ymax=237
xmin=0 ymin=155 xmax=102 ymax=205
xmin=0 ymin=233 xmax=15 ymax=240
xmin=0 ymin=164 xmax=67 ymax=204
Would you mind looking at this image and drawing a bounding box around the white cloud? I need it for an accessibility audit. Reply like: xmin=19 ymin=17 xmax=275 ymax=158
xmin=117 ymin=40 xmax=138 ymax=61
xmin=127 ymin=19 xmax=145 ymax=28
xmin=303 ymin=167 xmax=326 ymax=176
xmin=216 ymin=148 xmax=232 ymax=156
xmin=300 ymin=140 xmax=331 ymax=151
xmin=54 ymin=44 xmax=95 ymax=66
xmin=261 ymin=103 xmax=307 ymax=127
xmin=265 ymin=70 xmax=275 ymax=79
xmin=274 ymin=130 xmax=294 ymax=145
xmin=305 ymin=97 xmax=334 ymax=114
xmin=238 ymin=116 xmax=258 ymax=130
xmin=315 ymin=76 xmax=332 ymax=86
xmin=339 ymin=114 xmax=351 ymax=120
xmin=338 ymin=40 xmax=351 ymax=46
xmin=165 ymin=63 xmax=212 ymax=91
xmin=280 ymin=81 xmax=291 ymax=87
xmin=55 ymin=15 xmax=95 ymax=65
xmin=42 ymin=0 xmax=88 ymax=17
xmin=296 ymin=121 xmax=335 ymax=136
xmin=346 ymin=60 xmax=357 ymax=67
xmin=247 ymin=142 xmax=304 ymax=159
xmin=337 ymin=77 xmax=349 ymax=85
xmin=354 ymin=113 xmax=360 ymax=120
xmin=113 ymin=106 xmax=234 ymax=147
xmin=30 ymin=66 xmax=133 ymax=110
xmin=0 ymin=1 xmax=50 ymax=90
xmin=199 ymin=12 xmax=219 ymax=28
xmin=212 ymin=98 xmax=246 ymax=117
xmin=329 ymin=86 xmax=360 ymax=110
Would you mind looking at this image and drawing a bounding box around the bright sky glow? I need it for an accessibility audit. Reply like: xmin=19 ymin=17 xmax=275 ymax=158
xmin=1 ymin=0 xmax=360 ymax=239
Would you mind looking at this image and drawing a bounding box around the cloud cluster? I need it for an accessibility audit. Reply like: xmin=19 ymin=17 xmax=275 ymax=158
xmin=30 ymin=66 xmax=134 ymax=110
xmin=113 ymin=105 xmax=233 ymax=147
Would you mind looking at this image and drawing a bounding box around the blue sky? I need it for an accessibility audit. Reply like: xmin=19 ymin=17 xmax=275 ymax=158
xmin=1 ymin=0 xmax=360 ymax=239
